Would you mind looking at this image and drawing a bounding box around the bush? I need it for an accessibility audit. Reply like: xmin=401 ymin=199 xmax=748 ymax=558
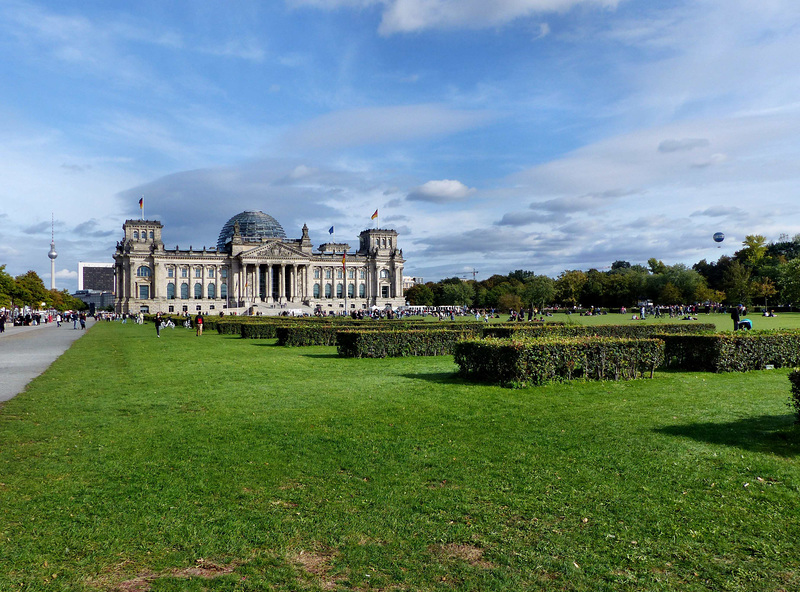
xmin=789 ymin=370 xmax=800 ymax=424
xmin=337 ymin=327 xmax=484 ymax=357
xmin=660 ymin=331 xmax=800 ymax=372
xmin=454 ymin=336 xmax=665 ymax=387
xmin=482 ymin=323 xmax=714 ymax=340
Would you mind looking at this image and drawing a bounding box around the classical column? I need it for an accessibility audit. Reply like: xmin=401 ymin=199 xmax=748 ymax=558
xmin=278 ymin=264 xmax=286 ymax=301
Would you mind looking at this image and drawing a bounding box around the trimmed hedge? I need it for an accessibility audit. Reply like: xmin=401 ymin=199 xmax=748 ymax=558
xmin=454 ymin=336 xmax=665 ymax=387
xmin=789 ymin=370 xmax=800 ymax=424
xmin=336 ymin=327 xmax=484 ymax=357
xmin=660 ymin=331 xmax=800 ymax=372
xmin=482 ymin=323 xmax=715 ymax=340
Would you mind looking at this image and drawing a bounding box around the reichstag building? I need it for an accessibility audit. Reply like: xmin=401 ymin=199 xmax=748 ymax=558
xmin=113 ymin=211 xmax=405 ymax=315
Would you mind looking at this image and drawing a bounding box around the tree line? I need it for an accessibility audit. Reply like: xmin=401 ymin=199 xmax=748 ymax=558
xmin=405 ymin=234 xmax=800 ymax=311
xmin=0 ymin=266 xmax=88 ymax=311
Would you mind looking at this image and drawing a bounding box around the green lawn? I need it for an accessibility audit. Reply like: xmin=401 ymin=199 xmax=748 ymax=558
xmin=1 ymin=322 xmax=798 ymax=591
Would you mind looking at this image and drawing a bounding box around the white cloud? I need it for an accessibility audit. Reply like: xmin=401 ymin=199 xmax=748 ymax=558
xmin=283 ymin=104 xmax=493 ymax=150
xmin=407 ymin=179 xmax=476 ymax=203
xmin=290 ymin=0 xmax=622 ymax=33
xmin=657 ymin=138 xmax=710 ymax=153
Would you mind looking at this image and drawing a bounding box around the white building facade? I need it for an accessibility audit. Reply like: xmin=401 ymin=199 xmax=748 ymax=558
xmin=113 ymin=211 xmax=405 ymax=315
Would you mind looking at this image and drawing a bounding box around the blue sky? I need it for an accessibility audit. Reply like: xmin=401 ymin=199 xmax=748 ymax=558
xmin=2 ymin=0 xmax=800 ymax=292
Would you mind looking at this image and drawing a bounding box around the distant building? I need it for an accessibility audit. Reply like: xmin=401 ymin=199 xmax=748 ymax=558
xmin=112 ymin=210 xmax=406 ymax=315
xmin=74 ymin=262 xmax=115 ymax=311
xmin=78 ymin=262 xmax=114 ymax=291
xmin=402 ymin=276 xmax=424 ymax=291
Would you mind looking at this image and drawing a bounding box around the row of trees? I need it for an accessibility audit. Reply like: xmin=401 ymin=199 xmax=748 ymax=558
xmin=0 ymin=266 xmax=87 ymax=311
xmin=405 ymin=235 xmax=800 ymax=311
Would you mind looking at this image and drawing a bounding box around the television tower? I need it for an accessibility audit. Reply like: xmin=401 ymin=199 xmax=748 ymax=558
xmin=48 ymin=214 xmax=57 ymax=290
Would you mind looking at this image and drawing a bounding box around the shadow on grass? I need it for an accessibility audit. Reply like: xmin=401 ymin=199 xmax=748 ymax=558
xmin=400 ymin=371 xmax=464 ymax=384
xmin=301 ymin=353 xmax=340 ymax=359
xmin=656 ymin=414 xmax=800 ymax=457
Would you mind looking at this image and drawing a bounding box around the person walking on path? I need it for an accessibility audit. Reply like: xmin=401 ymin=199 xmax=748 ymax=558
xmin=79 ymin=312 xmax=86 ymax=330
xmin=155 ymin=312 xmax=162 ymax=338
xmin=195 ymin=312 xmax=204 ymax=336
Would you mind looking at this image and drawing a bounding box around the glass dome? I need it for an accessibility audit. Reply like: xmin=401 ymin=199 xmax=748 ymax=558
xmin=217 ymin=211 xmax=287 ymax=250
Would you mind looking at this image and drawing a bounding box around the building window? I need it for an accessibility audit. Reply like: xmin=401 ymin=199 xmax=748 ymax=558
xmin=181 ymin=268 xmax=188 ymax=278
xmin=167 ymin=283 xmax=176 ymax=299
xmin=314 ymin=268 xmax=320 ymax=279
xmin=348 ymin=283 xmax=355 ymax=298
xmin=133 ymin=231 xmax=139 ymax=240
xmin=325 ymin=269 xmax=332 ymax=279
xmin=380 ymin=269 xmax=390 ymax=279
xmin=336 ymin=283 xmax=343 ymax=298
xmin=359 ymin=284 xmax=366 ymax=298
xmin=195 ymin=268 xmax=202 ymax=278
xmin=313 ymin=284 xmax=321 ymax=298
xmin=180 ymin=283 xmax=189 ymax=299
xmin=139 ymin=285 xmax=149 ymax=299
xmin=208 ymin=284 xmax=216 ymax=299
xmin=194 ymin=283 xmax=202 ymax=299
xmin=359 ymin=269 xmax=366 ymax=280
xmin=220 ymin=284 xmax=227 ymax=299
xmin=149 ymin=231 xmax=154 ymax=239
xmin=208 ymin=268 xmax=215 ymax=278
xmin=167 ymin=268 xmax=174 ymax=278
xmin=324 ymin=284 xmax=332 ymax=298
xmin=137 ymin=266 xmax=152 ymax=277
xmin=337 ymin=269 xmax=343 ymax=279
xmin=221 ymin=268 xmax=228 ymax=278
xmin=381 ymin=285 xmax=389 ymax=298
xmin=348 ymin=269 xmax=355 ymax=279
xmin=140 ymin=305 xmax=149 ymax=313
xmin=168 ymin=305 xmax=174 ymax=313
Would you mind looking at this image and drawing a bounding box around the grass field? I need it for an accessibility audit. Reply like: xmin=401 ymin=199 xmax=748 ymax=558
xmin=1 ymin=321 xmax=799 ymax=591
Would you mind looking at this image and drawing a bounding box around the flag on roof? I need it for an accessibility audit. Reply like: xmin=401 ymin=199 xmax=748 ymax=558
xmin=371 ymin=209 xmax=378 ymax=220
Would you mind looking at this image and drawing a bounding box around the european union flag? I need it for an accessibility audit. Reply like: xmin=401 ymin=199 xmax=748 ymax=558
xmin=328 ymin=226 xmax=334 ymax=234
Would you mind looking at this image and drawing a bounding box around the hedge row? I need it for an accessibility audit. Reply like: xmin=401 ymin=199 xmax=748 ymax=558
xmin=454 ymin=336 xmax=665 ymax=387
xmin=482 ymin=322 xmax=715 ymax=340
xmin=336 ymin=327 xmax=485 ymax=358
xmin=789 ymin=370 xmax=800 ymax=424
xmin=660 ymin=331 xmax=800 ymax=372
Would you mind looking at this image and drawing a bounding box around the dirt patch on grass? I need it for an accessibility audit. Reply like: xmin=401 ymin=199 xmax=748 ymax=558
xmin=291 ymin=548 xmax=342 ymax=590
xmin=430 ymin=543 xmax=495 ymax=569
xmin=106 ymin=559 xmax=239 ymax=591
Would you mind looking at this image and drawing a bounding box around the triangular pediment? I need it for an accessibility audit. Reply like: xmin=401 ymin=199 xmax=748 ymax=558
xmin=239 ymin=241 xmax=306 ymax=261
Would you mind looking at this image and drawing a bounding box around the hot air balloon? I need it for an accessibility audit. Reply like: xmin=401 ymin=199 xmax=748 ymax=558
xmin=713 ymin=232 xmax=724 ymax=247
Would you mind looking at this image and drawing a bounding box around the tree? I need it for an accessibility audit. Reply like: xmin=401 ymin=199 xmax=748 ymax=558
xmin=751 ymin=277 xmax=777 ymax=309
xmin=721 ymin=260 xmax=752 ymax=305
xmin=647 ymin=258 xmax=667 ymax=275
xmin=497 ymin=292 xmax=523 ymax=313
xmin=0 ymin=265 xmax=14 ymax=307
xmin=739 ymin=234 xmax=768 ymax=266
xmin=778 ymin=259 xmax=800 ymax=305
xmin=658 ymin=282 xmax=682 ymax=305
xmin=521 ymin=275 xmax=555 ymax=311
xmin=610 ymin=260 xmax=631 ymax=271
xmin=14 ymin=270 xmax=49 ymax=307
xmin=508 ymin=269 xmax=535 ymax=282
xmin=440 ymin=282 xmax=475 ymax=307
xmin=554 ymin=270 xmax=587 ymax=307
xmin=405 ymin=283 xmax=434 ymax=306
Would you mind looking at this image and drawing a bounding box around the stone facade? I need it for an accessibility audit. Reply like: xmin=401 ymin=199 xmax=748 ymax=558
xmin=112 ymin=212 xmax=405 ymax=315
